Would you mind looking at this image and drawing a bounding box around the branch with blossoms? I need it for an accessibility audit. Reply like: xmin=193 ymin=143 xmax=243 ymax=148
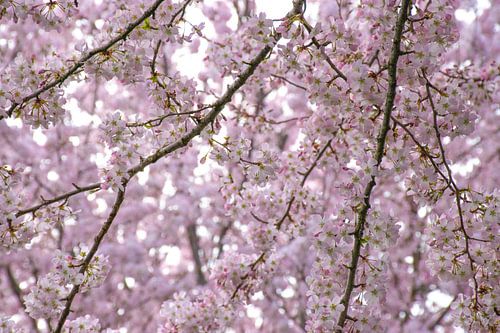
xmin=49 ymin=2 xmax=308 ymax=330
xmin=425 ymin=75 xmax=481 ymax=307
xmin=15 ymin=182 xmax=101 ymax=218
xmin=336 ymin=0 xmax=410 ymax=328
xmin=391 ymin=73 xmax=495 ymax=326
xmin=13 ymin=23 xmax=276 ymax=229
xmin=1 ymin=0 xmax=192 ymax=121
xmin=299 ymin=17 xmax=347 ymax=82
xmin=2 ymin=0 xmax=498 ymax=331
xmin=4 ymin=265 xmax=40 ymax=332
xmin=229 ymin=136 xmax=336 ymax=300
xmin=53 ymin=188 xmax=126 ymax=333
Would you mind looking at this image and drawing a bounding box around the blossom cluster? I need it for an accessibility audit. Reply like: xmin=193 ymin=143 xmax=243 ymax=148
xmin=159 ymin=289 xmax=234 ymax=333
xmin=0 ymin=0 xmax=78 ymax=29
xmin=0 ymin=165 xmax=31 ymax=250
xmin=0 ymin=56 xmax=67 ymax=128
xmin=24 ymin=245 xmax=110 ymax=320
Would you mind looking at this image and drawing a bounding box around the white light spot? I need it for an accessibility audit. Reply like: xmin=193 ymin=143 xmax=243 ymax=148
xmin=137 ymin=166 xmax=150 ymax=185
xmin=404 ymin=256 xmax=414 ymax=264
xmin=72 ymin=28 xmax=84 ymax=39
xmin=165 ymin=246 xmax=181 ymax=266
xmin=69 ymin=136 xmax=80 ymax=146
xmin=95 ymin=198 xmax=108 ymax=214
xmin=410 ymin=303 xmax=425 ymax=316
xmin=455 ymin=9 xmax=476 ymax=24
xmin=37 ymin=319 xmax=47 ymax=330
xmin=281 ymin=286 xmax=295 ymax=298
xmin=246 ymin=304 xmax=263 ymax=328
xmin=426 ymin=290 xmax=454 ymax=311
xmin=105 ymin=81 xmax=119 ymax=95
xmin=33 ymin=129 xmax=47 ymax=146
xmin=47 ymin=170 xmax=59 ymax=181
xmin=124 ymin=277 xmax=136 ymax=288
xmin=136 ymin=229 xmax=147 ymax=241
xmin=95 ymin=19 xmax=105 ymax=30
xmin=418 ymin=206 xmax=427 ymax=218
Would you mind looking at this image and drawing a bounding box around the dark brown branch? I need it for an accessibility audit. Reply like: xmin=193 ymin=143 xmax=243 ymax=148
xmin=425 ymin=77 xmax=479 ymax=307
xmin=150 ymin=40 xmax=163 ymax=75
xmin=391 ymin=116 xmax=451 ymax=188
xmin=16 ymin=0 xmax=272 ymax=224
xmin=126 ymin=0 xmax=305 ymax=179
xmin=125 ymin=107 xmax=210 ymax=128
xmin=336 ymin=0 xmax=410 ymax=329
xmin=4 ymin=265 xmax=40 ymax=332
xmin=187 ymin=224 xmax=207 ymax=285
xmin=16 ymin=182 xmax=101 ymax=218
xmin=53 ymin=188 xmax=127 ymax=333
xmin=233 ymin=136 xmax=334 ymax=299
xmin=300 ymin=18 xmax=347 ymax=81
xmin=51 ymin=2 xmax=301 ymax=329
xmin=300 ymin=139 xmax=332 ymax=186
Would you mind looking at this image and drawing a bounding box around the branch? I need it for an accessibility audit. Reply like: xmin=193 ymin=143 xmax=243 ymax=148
xmin=125 ymin=107 xmax=210 ymax=128
xmin=53 ymin=188 xmax=127 ymax=333
xmin=336 ymin=0 xmax=410 ymax=329
xmin=16 ymin=0 xmax=273 ymax=223
xmin=4 ymin=265 xmax=40 ymax=332
xmin=300 ymin=139 xmax=332 ymax=186
xmin=271 ymin=74 xmax=307 ymax=90
xmin=232 ymin=136 xmax=335 ymax=299
xmin=150 ymin=40 xmax=163 ymax=76
xmin=425 ymin=77 xmax=479 ymax=307
xmin=126 ymin=1 xmax=305 ymax=179
xmin=51 ymin=2 xmax=298 ymax=329
xmin=15 ymin=183 xmax=101 ymax=218
xmin=427 ymin=295 xmax=457 ymax=330
xmin=1 ymin=0 xmax=189 ymax=120
xmin=300 ymin=18 xmax=347 ymax=82
xmin=391 ymin=116 xmax=451 ymax=189
xmin=187 ymin=224 xmax=207 ymax=285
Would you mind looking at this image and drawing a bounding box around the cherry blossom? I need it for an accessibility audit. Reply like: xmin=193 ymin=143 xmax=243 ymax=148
xmin=0 ymin=0 xmax=498 ymax=332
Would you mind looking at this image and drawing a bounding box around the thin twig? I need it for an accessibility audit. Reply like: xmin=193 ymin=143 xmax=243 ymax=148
xmin=232 ymin=136 xmax=335 ymax=299
xmin=424 ymin=76 xmax=479 ymax=307
xmin=126 ymin=107 xmax=210 ymax=128
xmin=16 ymin=183 xmax=101 ymax=218
xmin=300 ymin=18 xmax=347 ymax=81
xmin=300 ymin=139 xmax=332 ymax=186
xmin=271 ymin=74 xmax=307 ymax=90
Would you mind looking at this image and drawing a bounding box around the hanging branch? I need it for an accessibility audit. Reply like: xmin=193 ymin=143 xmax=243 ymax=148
xmin=424 ymin=78 xmax=480 ymax=307
xmin=16 ymin=182 xmax=101 ymax=218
